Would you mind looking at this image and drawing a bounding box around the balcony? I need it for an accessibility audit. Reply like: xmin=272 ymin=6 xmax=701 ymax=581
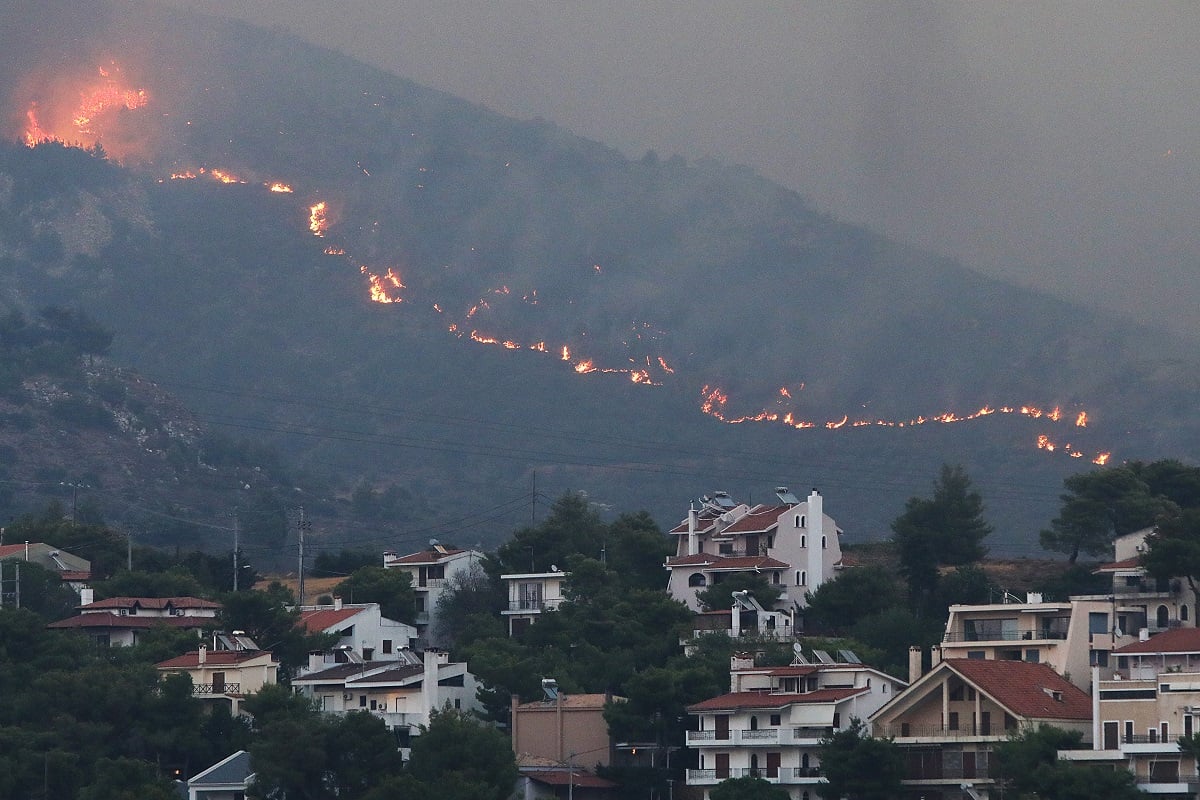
xmin=942 ymin=629 xmax=1068 ymax=644
xmin=414 ymin=578 xmax=446 ymax=590
xmin=792 ymin=725 xmax=835 ymax=742
xmin=194 ymin=682 xmax=241 ymax=696
xmin=874 ymin=722 xmax=1006 ymax=740
xmin=737 ymin=729 xmax=779 ymax=745
xmin=503 ymin=599 xmax=563 ymax=614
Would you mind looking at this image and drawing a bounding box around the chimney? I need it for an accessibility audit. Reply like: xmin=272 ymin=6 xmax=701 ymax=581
xmin=79 ymin=587 xmax=94 ymax=606
xmin=930 ymin=645 xmax=942 ymax=669
xmin=807 ymin=489 xmax=824 ymax=589
xmin=687 ymin=505 xmax=699 ymax=556
xmin=423 ymin=648 xmax=446 ymax=720
xmin=909 ymin=646 xmax=923 ymax=683
xmin=198 ymin=645 xmax=207 ymax=666
xmin=730 ymin=652 xmax=754 ymax=691
xmin=1139 ymin=628 xmax=1150 ymax=642
xmin=333 ymin=596 xmax=343 ymax=611
xmin=510 ymin=694 xmax=521 ymax=755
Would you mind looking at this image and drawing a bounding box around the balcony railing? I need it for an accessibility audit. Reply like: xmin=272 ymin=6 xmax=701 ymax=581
xmin=793 ymin=726 xmax=835 ymax=740
xmin=739 ymin=729 xmax=779 ymax=743
xmin=942 ymin=629 xmax=1068 ymax=643
xmin=505 ymin=599 xmax=563 ymax=613
xmin=194 ymin=682 xmax=240 ymax=696
xmin=875 ymin=722 xmax=1005 ymax=739
xmin=686 ymin=730 xmax=718 ymax=744
xmin=415 ymin=578 xmax=446 ymax=589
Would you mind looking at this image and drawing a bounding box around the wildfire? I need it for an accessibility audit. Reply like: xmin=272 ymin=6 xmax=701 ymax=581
xmin=309 ymin=202 xmax=328 ymax=237
xmin=268 ymin=182 xmax=294 ymax=193
xmin=23 ymin=63 xmax=149 ymax=151
xmin=360 ymin=266 xmax=404 ymax=304
xmin=1076 ymin=411 xmax=1088 ymax=427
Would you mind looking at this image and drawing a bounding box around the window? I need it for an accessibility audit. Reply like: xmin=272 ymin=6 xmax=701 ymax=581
xmin=1089 ymin=611 xmax=1108 ymax=636
xmin=382 ymin=639 xmax=392 ymax=654
xmin=948 ymin=712 xmax=959 ymax=730
xmin=688 ymin=573 xmax=707 ymax=587
xmin=359 ymin=695 xmax=367 ymax=707
xmin=1025 ymin=649 xmax=1040 ymax=663
xmin=363 ymin=647 xmax=374 ymax=661
xmin=1124 ymin=721 xmax=1134 ymax=743
xmin=454 ymin=698 xmax=461 ymax=709
xmin=1162 ymin=722 xmax=1170 ymax=741
xmin=750 ymin=716 xmax=758 ymax=730
xmin=800 ymin=535 xmax=807 ymax=548
xmin=796 ymin=515 xmax=806 ymax=528
xmin=795 ymin=571 xmax=803 ymax=586
xmin=416 ymin=597 xmax=426 ymax=612
xmin=1184 ymin=604 xmax=1191 ymax=622
xmin=771 ymin=572 xmax=781 ymax=584
xmin=1091 ymin=650 xmax=1109 ymax=667
xmin=770 ymin=714 xmax=781 ymax=726
xmin=821 ymin=535 xmax=827 ymax=549
xmin=800 ymin=571 xmax=807 ymax=586
xmin=967 ymin=650 xmax=986 ymax=659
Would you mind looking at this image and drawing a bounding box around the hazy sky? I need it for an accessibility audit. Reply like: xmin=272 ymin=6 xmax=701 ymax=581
xmin=170 ymin=1 xmax=1200 ymax=338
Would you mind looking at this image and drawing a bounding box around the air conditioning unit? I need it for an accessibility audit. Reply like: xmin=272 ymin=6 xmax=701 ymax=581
xmin=343 ymin=692 xmax=353 ymax=701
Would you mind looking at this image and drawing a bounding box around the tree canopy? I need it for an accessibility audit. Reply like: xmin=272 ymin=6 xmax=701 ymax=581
xmin=816 ymin=717 xmax=904 ymax=800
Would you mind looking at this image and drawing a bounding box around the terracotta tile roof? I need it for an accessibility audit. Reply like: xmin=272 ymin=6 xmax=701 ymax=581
xmin=1093 ymin=557 xmax=1142 ymax=573
xmin=1115 ymin=627 xmax=1200 ymax=654
xmin=523 ymin=770 xmax=617 ymax=789
xmin=722 ymin=505 xmax=787 ymax=534
xmin=60 ymin=570 xmax=92 ymax=581
xmin=297 ymin=607 xmax=362 ymax=633
xmin=83 ymin=596 xmax=221 ymax=610
xmin=48 ymin=612 xmax=211 ymax=630
xmin=156 ymin=650 xmax=275 ymax=669
xmin=668 ymin=510 xmax=722 ymax=535
xmin=943 ymin=659 xmax=1090 ymax=720
xmin=516 ymin=693 xmax=621 ymax=711
xmin=688 ymin=687 xmax=866 ymax=712
xmin=666 ymin=554 xmax=789 ymax=570
xmin=386 ymin=548 xmax=467 ymax=565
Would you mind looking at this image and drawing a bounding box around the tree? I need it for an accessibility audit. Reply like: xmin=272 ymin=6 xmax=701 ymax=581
xmin=1040 ymin=465 xmax=1174 ymax=564
xmin=404 ymin=709 xmax=518 ymax=800
xmin=804 ymin=566 xmax=904 ymax=633
xmin=695 ymin=572 xmax=784 ymax=611
xmin=1142 ymin=508 xmax=1200 ymax=593
xmin=710 ymin=775 xmax=790 ymax=800
xmin=496 ymin=492 xmax=606 ymax=574
xmin=993 ymin=725 xmax=1142 ymax=800
xmin=816 ymin=717 xmax=904 ymax=800
xmin=333 ymin=565 xmax=416 ymax=623
xmin=219 ymin=583 xmax=334 ymax=680
xmin=891 ymin=464 xmax=991 ymax=612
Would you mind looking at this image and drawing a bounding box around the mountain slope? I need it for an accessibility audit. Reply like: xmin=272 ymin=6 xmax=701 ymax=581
xmin=0 ymin=0 xmax=1196 ymax=555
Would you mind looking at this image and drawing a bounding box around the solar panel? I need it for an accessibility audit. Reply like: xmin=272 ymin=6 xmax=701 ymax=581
xmin=838 ymin=649 xmax=862 ymax=664
xmin=812 ymin=649 xmax=835 ymax=664
xmin=792 ymin=643 xmax=810 ymax=664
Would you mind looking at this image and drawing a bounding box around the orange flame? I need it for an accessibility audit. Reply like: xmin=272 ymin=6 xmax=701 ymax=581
xmin=1075 ymin=411 xmax=1088 ymax=427
xmin=309 ymin=202 xmax=327 ymax=237
xmin=268 ymin=182 xmax=294 ymax=193
xmin=23 ymin=63 xmax=149 ymax=152
xmin=1093 ymin=452 xmax=1111 ymax=465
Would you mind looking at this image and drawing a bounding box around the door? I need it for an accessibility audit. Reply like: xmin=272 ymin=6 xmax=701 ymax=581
xmin=715 ymin=715 xmax=730 ymax=740
xmin=1103 ymin=721 xmax=1119 ymax=750
xmin=212 ymin=671 xmax=225 ymax=694
xmin=766 ymin=752 xmax=781 ymax=779
xmin=715 ymin=753 xmax=729 ymax=779
xmin=980 ymin=711 xmax=991 ymax=735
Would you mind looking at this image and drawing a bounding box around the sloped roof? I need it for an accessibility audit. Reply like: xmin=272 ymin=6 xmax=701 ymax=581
xmin=722 ymin=505 xmax=788 ymax=534
xmin=1093 ymin=557 xmax=1143 ymax=573
xmin=156 ymin=650 xmax=275 ymax=669
xmin=523 ymin=769 xmax=617 ymax=789
xmin=297 ymin=606 xmax=362 ymax=633
xmin=668 ymin=508 xmax=724 ymax=535
xmin=83 ymin=596 xmax=220 ymax=611
xmin=189 ymin=750 xmax=253 ymax=787
xmin=687 ymin=687 xmax=866 ymax=712
xmin=386 ymin=547 xmax=468 ymax=565
xmin=48 ymin=612 xmax=211 ymax=630
xmin=1115 ymin=627 xmax=1200 ymax=655
xmin=944 ymin=659 xmax=1090 ymax=720
xmin=665 ymin=554 xmax=789 ymax=570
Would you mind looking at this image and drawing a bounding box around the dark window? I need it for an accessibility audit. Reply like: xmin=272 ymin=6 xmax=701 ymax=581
xmin=382 ymin=639 xmax=393 ymax=654
xmin=948 ymin=712 xmax=959 ymax=730
xmin=688 ymin=573 xmax=707 ymax=587
xmin=359 ymin=695 xmax=367 ymax=707
xmin=770 ymin=714 xmax=781 ymax=726
xmin=363 ymin=648 xmax=374 ymax=661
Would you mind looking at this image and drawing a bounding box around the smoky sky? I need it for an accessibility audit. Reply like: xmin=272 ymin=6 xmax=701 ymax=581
xmin=168 ymin=1 xmax=1200 ymax=339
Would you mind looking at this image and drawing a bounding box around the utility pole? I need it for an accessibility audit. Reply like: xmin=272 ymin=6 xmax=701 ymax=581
xmin=13 ymin=561 xmax=19 ymax=609
xmin=127 ymin=530 xmax=133 ymax=572
xmin=531 ymin=471 xmax=537 ymax=525
xmin=232 ymin=510 xmax=241 ymax=592
xmin=297 ymin=507 xmax=308 ymax=607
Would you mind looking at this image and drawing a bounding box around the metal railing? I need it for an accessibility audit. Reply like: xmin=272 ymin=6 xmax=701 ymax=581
xmin=942 ymin=629 xmax=1068 ymax=643
xmin=875 ymin=722 xmax=1004 ymax=739
xmin=194 ymin=682 xmax=240 ymax=696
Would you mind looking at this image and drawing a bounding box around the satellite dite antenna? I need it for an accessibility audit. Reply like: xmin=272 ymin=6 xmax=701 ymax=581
xmin=541 ymin=678 xmax=559 ymax=701
xmin=792 ymin=643 xmax=810 ymax=665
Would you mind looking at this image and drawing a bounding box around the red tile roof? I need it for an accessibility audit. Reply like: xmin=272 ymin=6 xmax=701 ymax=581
xmin=524 ymin=770 xmax=617 ymax=789
xmin=688 ymin=687 xmax=865 ymax=712
xmin=943 ymin=659 xmax=1090 ymax=720
xmin=156 ymin=650 xmax=275 ymax=669
xmin=386 ymin=548 xmax=467 ymax=565
xmin=665 ymin=554 xmax=789 ymax=570
xmin=722 ymin=505 xmax=787 ymax=534
xmin=60 ymin=571 xmax=92 ymax=581
xmin=297 ymin=607 xmax=362 ymax=634
xmin=668 ymin=511 xmax=722 ymax=535
xmin=48 ymin=612 xmax=211 ymax=630
xmin=84 ymin=596 xmax=220 ymax=611
xmin=1115 ymin=627 xmax=1200 ymax=654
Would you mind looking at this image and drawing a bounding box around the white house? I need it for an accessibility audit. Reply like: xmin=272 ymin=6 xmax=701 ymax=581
xmin=665 ymin=488 xmax=844 ymax=618
xmin=47 ymin=595 xmax=220 ymax=647
xmin=500 ymin=569 xmax=567 ymax=636
xmin=295 ymin=599 xmax=418 ymax=667
xmin=383 ymin=545 xmax=484 ymax=644
xmin=686 ymin=651 xmax=904 ymax=799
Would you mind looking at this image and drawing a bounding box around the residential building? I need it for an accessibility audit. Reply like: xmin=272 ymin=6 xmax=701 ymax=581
xmin=1088 ymin=527 xmax=1197 ymax=635
xmin=296 ymin=598 xmax=418 ymax=667
xmin=1059 ymin=627 xmax=1200 ymax=796
xmin=501 ymin=569 xmax=567 ymax=635
xmin=870 ymin=658 xmax=1091 ymax=800
xmin=0 ymin=541 xmax=91 ymax=595
xmin=685 ymin=651 xmax=905 ymax=799
xmin=511 ymin=692 xmax=625 ymax=770
xmin=665 ymin=487 xmax=844 ymax=619
xmin=292 ymin=647 xmax=481 ymax=747
xmin=156 ymin=646 xmax=279 ymax=716
xmin=513 ymin=759 xmax=619 ymax=800
xmin=382 ymin=545 xmax=483 ymax=643
xmin=939 ymin=593 xmax=1130 ymax=691
xmin=48 ymin=595 xmax=220 ymax=647
xmin=187 ymin=750 xmax=253 ymax=800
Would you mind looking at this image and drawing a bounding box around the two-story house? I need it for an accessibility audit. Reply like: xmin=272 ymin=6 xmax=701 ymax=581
xmin=1060 ymin=627 xmax=1200 ymax=795
xmin=685 ymin=651 xmax=904 ymax=799
xmin=665 ymin=488 xmax=843 ymax=619
xmin=156 ymin=645 xmax=279 ymax=716
xmin=296 ymin=598 xmax=418 ymax=667
xmin=291 ymin=647 xmax=481 ymax=749
xmin=870 ymin=658 xmax=1091 ymax=800
xmin=501 ymin=569 xmax=567 ymax=636
xmin=382 ymin=545 xmax=483 ymax=643
xmin=1090 ymin=527 xmax=1197 ymax=636
xmin=48 ymin=595 xmax=220 ymax=646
